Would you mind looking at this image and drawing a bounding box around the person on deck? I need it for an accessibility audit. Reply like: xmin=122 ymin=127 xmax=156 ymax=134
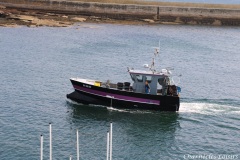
xmin=145 ymin=81 xmax=150 ymax=94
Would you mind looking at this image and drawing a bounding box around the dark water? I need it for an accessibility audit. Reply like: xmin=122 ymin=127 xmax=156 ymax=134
xmin=0 ymin=24 xmax=240 ymax=159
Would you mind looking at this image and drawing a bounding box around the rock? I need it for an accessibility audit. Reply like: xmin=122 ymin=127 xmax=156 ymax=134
xmin=1 ymin=24 xmax=18 ymax=27
xmin=160 ymin=21 xmax=181 ymax=25
xmin=62 ymin=15 xmax=68 ymax=18
xmin=28 ymin=24 xmax=37 ymax=28
xmin=46 ymin=13 xmax=56 ymax=16
xmin=71 ymin=17 xmax=86 ymax=22
xmin=212 ymin=20 xmax=222 ymax=26
xmin=0 ymin=5 xmax=6 ymax=9
xmin=143 ymin=19 xmax=155 ymax=23
xmin=188 ymin=21 xmax=197 ymax=25
xmin=7 ymin=15 xmax=20 ymax=20
xmin=90 ymin=16 xmax=100 ymax=19
xmin=9 ymin=15 xmax=35 ymax=21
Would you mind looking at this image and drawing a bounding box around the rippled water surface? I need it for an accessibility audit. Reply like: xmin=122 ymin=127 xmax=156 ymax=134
xmin=0 ymin=24 xmax=240 ymax=159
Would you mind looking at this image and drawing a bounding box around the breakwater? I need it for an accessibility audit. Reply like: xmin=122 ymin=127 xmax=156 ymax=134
xmin=1 ymin=0 xmax=240 ymax=25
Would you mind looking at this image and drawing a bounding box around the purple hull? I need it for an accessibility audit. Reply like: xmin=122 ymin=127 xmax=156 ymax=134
xmin=67 ymin=79 xmax=180 ymax=111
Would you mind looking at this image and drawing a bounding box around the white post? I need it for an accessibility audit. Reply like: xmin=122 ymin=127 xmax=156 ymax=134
xmin=49 ymin=123 xmax=52 ymax=160
xmin=69 ymin=155 xmax=72 ymax=160
xmin=109 ymin=123 xmax=113 ymax=160
xmin=40 ymin=135 xmax=43 ymax=160
xmin=106 ymin=132 xmax=109 ymax=160
xmin=77 ymin=129 xmax=79 ymax=160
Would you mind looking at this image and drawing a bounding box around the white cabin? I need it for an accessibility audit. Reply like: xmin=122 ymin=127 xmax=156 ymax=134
xmin=128 ymin=69 xmax=171 ymax=95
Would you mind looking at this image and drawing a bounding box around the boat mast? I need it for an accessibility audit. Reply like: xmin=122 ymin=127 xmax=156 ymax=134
xmin=149 ymin=41 xmax=160 ymax=73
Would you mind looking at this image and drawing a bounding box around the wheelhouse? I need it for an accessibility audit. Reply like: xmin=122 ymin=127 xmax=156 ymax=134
xmin=129 ymin=69 xmax=171 ymax=95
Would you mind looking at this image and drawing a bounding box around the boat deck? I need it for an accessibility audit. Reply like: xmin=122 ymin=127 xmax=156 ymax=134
xmin=70 ymin=78 xmax=164 ymax=95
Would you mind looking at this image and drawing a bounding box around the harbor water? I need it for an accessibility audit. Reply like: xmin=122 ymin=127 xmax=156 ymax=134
xmin=0 ymin=23 xmax=240 ymax=159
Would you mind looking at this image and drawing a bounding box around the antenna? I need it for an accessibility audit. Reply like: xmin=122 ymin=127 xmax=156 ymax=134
xmin=159 ymin=40 xmax=160 ymax=52
xmin=149 ymin=40 xmax=161 ymax=73
xmin=157 ymin=40 xmax=160 ymax=62
xmin=153 ymin=40 xmax=160 ymax=57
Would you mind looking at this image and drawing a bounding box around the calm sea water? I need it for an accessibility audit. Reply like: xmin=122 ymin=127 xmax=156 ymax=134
xmin=0 ymin=24 xmax=240 ymax=160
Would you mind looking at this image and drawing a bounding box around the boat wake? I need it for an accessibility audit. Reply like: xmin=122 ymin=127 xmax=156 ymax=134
xmin=107 ymin=107 xmax=129 ymax=112
xmin=67 ymin=97 xmax=240 ymax=115
xmin=106 ymin=106 xmax=154 ymax=114
xmin=180 ymin=102 xmax=240 ymax=115
xmin=66 ymin=99 xmax=84 ymax=106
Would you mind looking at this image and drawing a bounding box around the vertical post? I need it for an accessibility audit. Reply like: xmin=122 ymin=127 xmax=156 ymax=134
xmin=157 ymin=6 xmax=160 ymax=19
xmin=40 ymin=135 xmax=43 ymax=160
xmin=77 ymin=129 xmax=79 ymax=160
xmin=106 ymin=132 xmax=109 ymax=160
xmin=49 ymin=123 xmax=52 ymax=160
xmin=69 ymin=155 xmax=72 ymax=160
xmin=109 ymin=123 xmax=113 ymax=160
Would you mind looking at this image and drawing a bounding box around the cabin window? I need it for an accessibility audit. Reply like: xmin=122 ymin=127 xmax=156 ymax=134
xmin=130 ymin=74 xmax=135 ymax=81
xmin=158 ymin=77 xmax=169 ymax=85
xmin=136 ymin=75 xmax=143 ymax=82
xmin=146 ymin=76 xmax=152 ymax=83
xmin=158 ymin=78 xmax=164 ymax=85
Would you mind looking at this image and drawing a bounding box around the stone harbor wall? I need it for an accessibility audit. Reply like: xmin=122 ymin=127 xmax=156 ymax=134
xmin=0 ymin=0 xmax=240 ymax=26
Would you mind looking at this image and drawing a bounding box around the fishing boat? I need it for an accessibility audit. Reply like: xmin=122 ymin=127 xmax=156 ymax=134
xmin=67 ymin=47 xmax=181 ymax=111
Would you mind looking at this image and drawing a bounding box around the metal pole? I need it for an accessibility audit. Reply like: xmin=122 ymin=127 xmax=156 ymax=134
xmin=109 ymin=123 xmax=113 ymax=160
xmin=69 ymin=155 xmax=72 ymax=160
xmin=49 ymin=123 xmax=52 ymax=160
xmin=77 ymin=129 xmax=79 ymax=160
xmin=106 ymin=132 xmax=109 ymax=160
xmin=40 ymin=135 xmax=43 ymax=160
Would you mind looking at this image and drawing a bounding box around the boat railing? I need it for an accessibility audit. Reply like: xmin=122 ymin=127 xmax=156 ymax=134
xmin=100 ymin=81 xmax=133 ymax=92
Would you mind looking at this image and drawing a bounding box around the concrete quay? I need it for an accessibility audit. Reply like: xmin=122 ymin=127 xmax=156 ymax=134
xmin=1 ymin=0 xmax=240 ymax=26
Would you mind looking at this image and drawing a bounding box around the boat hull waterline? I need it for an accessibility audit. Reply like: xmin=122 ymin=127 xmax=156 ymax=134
xmin=67 ymin=79 xmax=180 ymax=111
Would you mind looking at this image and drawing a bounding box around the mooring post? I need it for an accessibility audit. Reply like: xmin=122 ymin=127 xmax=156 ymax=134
xmin=77 ymin=129 xmax=79 ymax=160
xmin=40 ymin=135 xmax=43 ymax=160
xmin=109 ymin=123 xmax=113 ymax=160
xmin=106 ymin=131 xmax=109 ymax=160
xmin=69 ymin=155 xmax=72 ymax=160
xmin=49 ymin=123 xmax=52 ymax=160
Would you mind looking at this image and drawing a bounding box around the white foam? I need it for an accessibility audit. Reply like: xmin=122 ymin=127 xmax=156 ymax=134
xmin=179 ymin=102 xmax=240 ymax=115
xmin=107 ymin=107 xmax=129 ymax=112
xmin=106 ymin=106 xmax=153 ymax=114
xmin=66 ymin=99 xmax=83 ymax=105
xmin=67 ymin=99 xmax=239 ymax=115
